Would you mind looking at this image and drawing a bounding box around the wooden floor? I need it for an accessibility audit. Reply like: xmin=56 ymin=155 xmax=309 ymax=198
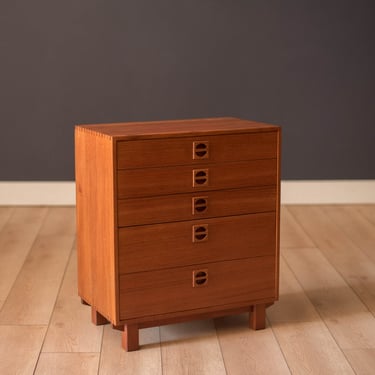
xmin=0 ymin=205 xmax=374 ymax=374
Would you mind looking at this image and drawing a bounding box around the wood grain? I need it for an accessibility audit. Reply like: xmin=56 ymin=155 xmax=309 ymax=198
xmin=288 ymin=205 xmax=375 ymax=315
xmin=42 ymin=248 xmax=104 ymax=353
xmin=267 ymin=257 xmax=320 ymax=323
xmin=79 ymin=117 xmax=279 ymax=140
xmin=215 ymin=314 xmax=290 ymax=375
xmin=119 ymin=212 xmax=276 ymax=273
xmin=35 ymin=353 xmax=99 ymax=375
xmin=0 ymin=325 xmax=46 ymax=375
xmin=271 ymin=321 xmax=355 ymax=374
xmin=283 ymin=246 xmax=375 ymax=349
xmin=75 ymin=126 xmax=118 ymax=323
xmin=343 ymin=349 xmax=375 ymax=375
xmin=117 ymin=131 xmax=277 ymax=168
xmin=323 ymin=205 xmax=375 ymax=263
xmin=160 ymin=320 xmax=226 ymax=375
xmin=119 ymin=256 xmax=276 ymax=320
xmin=0 ymin=207 xmax=14 ymax=231
xmin=118 ymin=185 xmax=276 ymax=226
xmin=117 ymin=159 xmax=277 ymax=198
xmin=0 ymin=207 xmax=47 ymax=309
xmin=99 ymin=325 xmax=161 ymax=375
xmin=0 ymin=207 xmax=75 ymax=325
xmin=280 ymin=206 xmax=314 ymax=248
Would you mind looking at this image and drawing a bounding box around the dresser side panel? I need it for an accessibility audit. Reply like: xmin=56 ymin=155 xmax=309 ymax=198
xmin=75 ymin=127 xmax=117 ymax=323
xmin=275 ymin=128 xmax=282 ymax=298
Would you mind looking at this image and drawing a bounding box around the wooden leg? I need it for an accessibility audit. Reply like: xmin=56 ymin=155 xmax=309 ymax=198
xmin=112 ymin=324 xmax=124 ymax=331
xmin=122 ymin=324 xmax=139 ymax=351
xmin=91 ymin=307 xmax=109 ymax=325
xmin=250 ymin=304 xmax=266 ymax=330
xmin=81 ymin=298 xmax=89 ymax=306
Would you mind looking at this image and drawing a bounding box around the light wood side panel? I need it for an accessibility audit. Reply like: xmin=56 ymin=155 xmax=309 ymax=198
xmin=215 ymin=314 xmax=291 ymax=375
xmin=118 ymin=186 xmax=276 ymax=226
xmin=117 ymin=131 xmax=277 ymax=169
xmin=0 ymin=207 xmax=47 ymax=309
xmin=75 ymin=127 xmax=118 ymax=324
xmin=0 ymin=325 xmax=46 ymax=375
xmin=117 ymin=159 xmax=277 ymax=198
xmin=35 ymin=353 xmax=99 ymax=375
xmin=42 ymin=248 xmax=103 ymax=353
xmin=120 ymin=256 xmax=276 ymax=320
xmin=283 ymin=247 xmax=375 ymax=349
xmin=160 ymin=320 xmax=226 ymax=375
xmin=0 ymin=207 xmax=75 ymax=325
xmin=99 ymin=325 xmax=161 ymax=375
xmin=119 ymin=212 xmax=276 ymax=273
xmin=288 ymin=205 xmax=375 ymax=315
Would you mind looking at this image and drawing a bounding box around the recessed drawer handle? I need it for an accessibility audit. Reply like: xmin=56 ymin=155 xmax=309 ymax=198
xmin=193 ymin=141 xmax=209 ymax=159
xmin=192 ymin=269 xmax=208 ymax=287
xmin=192 ymin=169 xmax=209 ymax=187
xmin=192 ymin=196 xmax=208 ymax=214
xmin=192 ymin=224 xmax=208 ymax=242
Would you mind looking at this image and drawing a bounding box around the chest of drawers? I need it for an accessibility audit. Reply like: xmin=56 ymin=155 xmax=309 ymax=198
xmin=75 ymin=117 xmax=281 ymax=351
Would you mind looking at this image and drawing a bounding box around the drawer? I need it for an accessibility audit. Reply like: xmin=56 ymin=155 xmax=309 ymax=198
xmin=117 ymin=131 xmax=278 ymax=169
xmin=118 ymin=212 xmax=276 ymax=273
xmin=119 ymin=256 xmax=276 ymax=320
xmin=117 ymin=159 xmax=277 ymax=199
xmin=118 ymin=185 xmax=276 ymax=226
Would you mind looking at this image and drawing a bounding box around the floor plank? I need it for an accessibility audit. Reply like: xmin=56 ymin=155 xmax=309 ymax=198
xmin=280 ymin=206 xmax=314 ymax=248
xmin=267 ymin=256 xmax=320 ymax=323
xmin=215 ymin=314 xmax=291 ymax=375
xmin=42 ymin=248 xmax=103 ymax=353
xmin=0 ymin=207 xmax=48 ymax=309
xmin=267 ymin=257 xmax=354 ymax=373
xmin=288 ymin=205 xmax=375 ymax=315
xmin=0 ymin=207 xmax=14 ymax=232
xmin=160 ymin=320 xmax=226 ymax=375
xmin=343 ymin=349 xmax=375 ymax=375
xmin=283 ymin=247 xmax=375 ymax=349
xmin=99 ymin=325 xmax=161 ymax=375
xmin=0 ymin=325 xmax=46 ymax=375
xmin=35 ymin=353 xmax=99 ymax=375
xmin=271 ymin=321 xmax=355 ymax=375
xmin=323 ymin=205 xmax=375 ymax=264
xmin=0 ymin=207 xmax=75 ymax=324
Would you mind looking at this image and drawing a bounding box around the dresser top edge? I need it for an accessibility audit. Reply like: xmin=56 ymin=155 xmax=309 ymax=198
xmin=75 ymin=117 xmax=280 ymax=141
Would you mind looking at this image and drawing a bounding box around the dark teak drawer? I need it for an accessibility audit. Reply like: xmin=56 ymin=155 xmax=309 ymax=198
xmin=118 ymin=212 xmax=276 ymax=273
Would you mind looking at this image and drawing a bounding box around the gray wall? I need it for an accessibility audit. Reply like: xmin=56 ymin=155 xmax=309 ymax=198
xmin=1 ymin=1 xmax=374 ymax=180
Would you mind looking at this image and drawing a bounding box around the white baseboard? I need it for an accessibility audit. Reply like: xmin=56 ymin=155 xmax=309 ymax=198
xmin=0 ymin=182 xmax=76 ymax=206
xmin=0 ymin=180 xmax=374 ymax=205
xmin=281 ymin=180 xmax=375 ymax=204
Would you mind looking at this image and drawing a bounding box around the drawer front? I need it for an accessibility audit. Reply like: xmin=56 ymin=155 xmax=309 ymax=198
xmin=119 ymin=212 xmax=276 ymax=273
xmin=119 ymin=256 xmax=276 ymax=320
xmin=118 ymin=186 xmax=276 ymax=226
xmin=117 ymin=131 xmax=278 ymax=169
xmin=117 ymin=159 xmax=277 ymax=199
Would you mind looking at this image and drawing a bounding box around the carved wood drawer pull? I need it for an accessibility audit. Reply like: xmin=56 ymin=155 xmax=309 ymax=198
xmin=192 ymin=269 xmax=208 ymax=287
xmin=192 ymin=196 xmax=208 ymax=214
xmin=192 ymin=169 xmax=209 ymax=187
xmin=193 ymin=141 xmax=209 ymax=159
xmin=192 ymin=224 xmax=208 ymax=242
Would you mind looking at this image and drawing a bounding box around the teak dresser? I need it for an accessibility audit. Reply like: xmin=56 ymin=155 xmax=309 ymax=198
xmin=75 ymin=117 xmax=281 ymax=351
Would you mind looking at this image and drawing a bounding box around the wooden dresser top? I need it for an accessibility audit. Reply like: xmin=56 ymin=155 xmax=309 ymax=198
xmin=76 ymin=117 xmax=280 ymax=141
